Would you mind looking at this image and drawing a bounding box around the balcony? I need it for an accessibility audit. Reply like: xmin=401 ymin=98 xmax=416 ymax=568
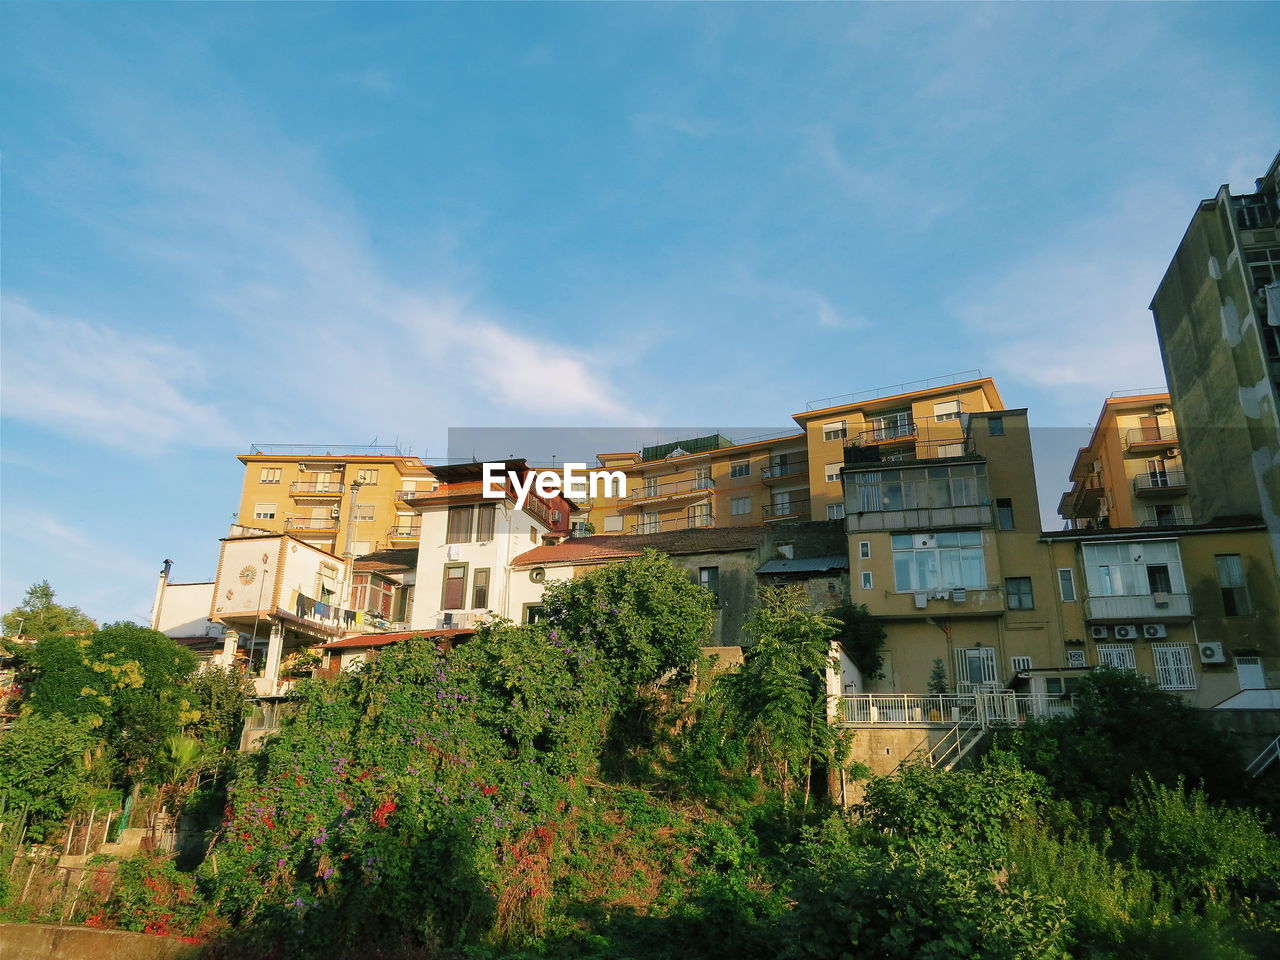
xmin=395 ymin=489 xmax=425 ymax=502
xmin=761 ymin=460 xmax=807 ymax=483
xmin=838 ymin=693 xmax=1073 ymax=726
xmin=285 ymin=517 xmax=339 ymax=532
xmin=1085 ymin=593 xmax=1193 ymax=623
xmin=1234 ymin=193 xmax=1280 ymax=231
xmin=620 ymin=477 xmax=714 ymax=507
xmin=762 ymin=498 xmax=810 ymax=520
xmin=1132 ymin=470 xmax=1188 ymax=496
xmin=291 ymin=482 xmax=345 ymax=498
xmin=632 ymin=511 xmax=714 ymax=534
xmin=1123 ymin=425 xmax=1179 ymax=453
xmin=387 ymin=524 xmax=421 ymax=541
xmin=847 ymin=502 xmax=993 ymax=533
xmin=854 ymin=420 xmax=917 ymax=446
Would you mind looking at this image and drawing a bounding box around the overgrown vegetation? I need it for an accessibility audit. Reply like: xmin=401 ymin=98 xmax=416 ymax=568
xmin=2 ymin=571 xmax=1277 ymax=958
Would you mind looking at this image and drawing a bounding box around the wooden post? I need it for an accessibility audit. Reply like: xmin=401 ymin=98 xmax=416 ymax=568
xmin=82 ymin=808 xmax=96 ymax=857
xmin=20 ymin=859 xmax=37 ymax=903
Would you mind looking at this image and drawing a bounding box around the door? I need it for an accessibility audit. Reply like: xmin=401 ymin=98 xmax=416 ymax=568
xmin=1236 ymin=656 xmax=1266 ymax=690
xmin=1138 ymin=415 xmax=1160 ymax=443
xmin=954 ymin=647 xmax=997 ymax=691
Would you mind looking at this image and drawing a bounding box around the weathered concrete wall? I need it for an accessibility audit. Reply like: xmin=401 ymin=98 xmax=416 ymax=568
xmin=844 ymin=725 xmax=953 ymax=778
xmin=1202 ymin=708 xmax=1280 ymax=765
xmin=0 ymin=924 xmax=198 ymax=960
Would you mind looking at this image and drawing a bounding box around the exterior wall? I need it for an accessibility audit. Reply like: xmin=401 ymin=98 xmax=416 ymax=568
xmin=1150 ymin=170 xmax=1280 ymax=572
xmin=666 ymin=550 xmax=761 ymax=646
xmin=234 ymin=454 xmax=435 ymax=557
xmin=1046 ymin=527 xmax=1279 ymax=708
xmin=152 ymin=581 xmax=219 ymax=639
xmin=411 ymin=502 xmax=552 ymax=629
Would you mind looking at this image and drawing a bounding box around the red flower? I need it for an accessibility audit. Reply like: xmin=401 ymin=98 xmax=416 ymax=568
xmin=371 ymin=799 xmax=396 ymax=827
xmin=481 ymin=785 xmax=498 ymax=797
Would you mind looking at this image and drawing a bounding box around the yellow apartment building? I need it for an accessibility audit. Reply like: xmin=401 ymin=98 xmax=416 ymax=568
xmin=234 ymin=444 xmax=437 ymax=558
xmin=1059 ymin=391 xmax=1190 ymax=530
xmin=839 ymin=406 xmax=1069 ymax=695
xmin=583 ymin=372 xmax=1005 ymax=538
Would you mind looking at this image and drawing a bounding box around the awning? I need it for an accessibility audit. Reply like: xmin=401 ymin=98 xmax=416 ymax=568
xmin=756 ymin=555 xmax=850 ymax=575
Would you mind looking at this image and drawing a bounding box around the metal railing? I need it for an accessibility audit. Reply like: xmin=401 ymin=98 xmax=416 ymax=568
xmin=1123 ymin=425 xmax=1179 ymax=450
xmin=1133 ymin=470 xmax=1187 ymax=493
xmin=621 ymin=477 xmax=715 ymax=502
xmin=285 ymin=517 xmax=339 ymax=531
xmin=762 ymin=460 xmax=807 ymax=480
xmin=387 ymin=524 xmax=421 ymax=538
xmin=250 ymin=443 xmax=407 ymax=457
xmin=762 ymin=498 xmax=810 ymax=519
xmin=291 ymin=482 xmax=346 ymax=495
xmin=396 ymin=488 xmax=428 ymax=501
xmin=1246 ymin=735 xmax=1280 ymax=778
xmin=838 ymin=693 xmax=1074 ymax=726
xmin=805 ymin=370 xmax=983 ymax=412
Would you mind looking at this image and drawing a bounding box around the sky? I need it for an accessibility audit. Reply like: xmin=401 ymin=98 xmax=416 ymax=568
xmin=2 ymin=3 xmax=1278 ymax=625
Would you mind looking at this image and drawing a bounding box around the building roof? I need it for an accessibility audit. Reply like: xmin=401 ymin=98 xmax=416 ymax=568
xmin=319 ymin=627 xmax=474 ymax=650
xmin=354 ymin=547 xmax=418 ymax=572
xmin=511 ymin=525 xmax=767 ymax=568
xmin=756 ymin=555 xmax=850 ymax=575
xmin=1041 ymin=515 xmax=1265 ymax=541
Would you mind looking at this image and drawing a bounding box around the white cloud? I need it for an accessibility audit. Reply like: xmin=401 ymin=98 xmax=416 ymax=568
xmin=0 ymin=297 xmax=237 ymax=452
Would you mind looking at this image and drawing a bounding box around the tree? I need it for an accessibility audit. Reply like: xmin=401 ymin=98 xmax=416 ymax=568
xmin=3 ymin=580 xmax=95 ymax=640
xmin=539 ymin=550 xmax=714 ymax=695
xmin=0 ymin=713 xmax=103 ymax=839
xmin=720 ymin=585 xmax=841 ymax=809
xmin=826 ymin=601 xmax=886 ymax=681
xmin=23 ymin=622 xmax=199 ymax=777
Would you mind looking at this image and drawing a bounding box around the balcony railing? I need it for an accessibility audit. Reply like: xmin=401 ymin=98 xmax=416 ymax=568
xmin=761 ymin=460 xmax=807 ymax=481
xmin=838 ymin=693 xmax=1073 ymax=726
xmin=1123 ymin=425 xmax=1179 ymax=451
xmin=291 ymin=482 xmax=346 ymax=496
xmin=762 ymin=498 xmax=810 ymax=520
xmin=387 ymin=524 xmax=421 ymax=539
xmin=621 ymin=477 xmax=715 ymax=503
xmin=285 ymin=517 xmax=339 ymax=532
xmin=1133 ymin=470 xmax=1188 ymax=495
xmin=631 ymin=512 xmax=715 ymax=534
xmin=1085 ymin=593 xmax=1193 ymax=622
xmin=395 ymin=489 xmax=425 ymax=502
xmin=854 ymin=420 xmax=917 ymax=445
xmin=1234 ymin=193 xmax=1280 ymax=231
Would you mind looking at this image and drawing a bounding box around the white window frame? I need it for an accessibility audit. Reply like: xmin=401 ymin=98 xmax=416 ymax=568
xmin=824 ymin=462 xmax=842 ymax=483
xmin=860 ymin=571 xmax=873 ymax=590
xmin=730 ymin=496 xmax=752 ymax=516
xmin=859 ymin=541 xmax=871 ymax=559
xmin=356 ymin=468 xmax=379 ymax=485
xmin=1065 ymin=649 xmax=1087 ymax=668
xmin=954 ymin=647 xmax=998 ymax=690
xmin=1011 ymin=655 xmax=1033 ymax=674
xmin=891 ymin=530 xmax=986 ymax=592
xmin=826 ymin=503 xmax=845 ymax=521
xmin=253 ymin=502 xmax=277 ymax=520
xmin=729 ymin=460 xmax=750 ymax=478
xmin=1152 ymin=642 xmax=1197 ymax=691
xmin=260 ymin=467 xmax=281 ymax=484
xmin=823 ymin=420 xmax=847 ymax=442
xmin=1096 ymin=643 xmax=1136 ymax=671
xmin=1057 ymin=568 xmax=1076 ymax=602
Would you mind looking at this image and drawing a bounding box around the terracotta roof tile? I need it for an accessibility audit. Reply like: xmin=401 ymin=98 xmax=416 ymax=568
xmin=511 ymin=525 xmax=767 ymax=567
xmin=319 ymin=628 xmax=474 ymax=650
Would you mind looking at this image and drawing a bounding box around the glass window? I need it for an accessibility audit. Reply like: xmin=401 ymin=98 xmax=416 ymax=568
xmin=987 ymin=417 xmax=1005 ymax=436
xmin=891 ymin=531 xmax=986 ymax=591
xmin=699 ymin=566 xmax=720 ymax=601
xmin=1011 ymin=655 xmax=1033 ymax=673
xmin=730 ymin=460 xmax=750 ymax=478
xmin=933 ymin=399 xmax=961 ymax=421
xmin=731 ymin=496 xmax=751 ymax=516
xmin=859 ymin=541 xmax=871 ymax=559
xmin=861 ymin=571 xmax=873 ymax=590
xmin=825 ymin=462 xmax=842 ymax=483
xmin=353 ymin=504 xmax=375 ymax=522
xmin=445 ymin=506 xmax=473 ymax=544
xmin=356 ymin=468 xmax=379 ymax=485
xmin=472 ymin=568 xmax=490 ymax=609
xmin=253 ymin=502 xmax=276 ymax=520
xmin=260 ymin=467 xmax=281 ymax=484
xmin=442 ymin=565 xmax=466 ymax=609
xmin=475 ymin=504 xmax=497 ymax=541
xmin=1057 ymin=568 xmax=1076 ymax=602
xmin=1005 ymin=577 xmax=1034 ymax=609
xmin=826 ymin=503 xmax=845 ymax=520
xmin=1082 ymin=541 xmax=1186 ymax=597
xmin=996 ymin=498 xmax=1014 ymax=530
xmin=823 ymin=420 xmax=847 ymax=441
xmin=1215 ymin=554 xmax=1251 ymax=615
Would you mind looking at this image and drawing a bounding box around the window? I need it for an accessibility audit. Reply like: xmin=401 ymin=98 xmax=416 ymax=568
xmin=352 ymin=504 xmax=375 ymax=522
xmin=777 ymin=542 xmax=794 ymax=559
xmin=826 ymin=503 xmax=845 ymax=520
xmin=1096 ymin=643 xmax=1136 ymax=671
xmin=570 ymin=519 xmax=591 ymax=538
xmin=860 ymin=571 xmax=873 ymax=590
xmin=1152 ymin=643 xmax=1196 ymax=690
xmin=859 ymin=541 xmax=871 ymax=559
xmin=933 ymin=399 xmax=961 ymax=421
xmin=522 ymin=604 xmax=545 ymax=625
xmin=603 ymin=515 xmax=623 ymax=533
xmin=1083 ymin=541 xmax=1186 ymax=597
xmin=891 ymin=531 xmax=986 ymax=592
xmin=823 ymin=420 xmax=847 ymax=441
xmin=351 ymin=541 xmax=371 ymax=556
xmin=987 ymin=417 xmax=1005 ymax=437
xmin=1005 ymin=577 xmax=1034 ymax=609
xmin=694 ymin=466 xmax=713 ymax=489
xmin=253 ymin=502 xmax=276 ymax=520
xmin=1065 ymin=650 xmax=1087 ymax=669
xmin=441 ymin=565 xmax=467 ymax=610
xmin=699 ymin=566 xmax=720 ymax=602
xmin=1057 ymin=568 xmax=1076 ymax=602
xmin=637 ymin=512 xmax=659 ymax=534
xmin=530 ymin=526 xmax=538 ymax=543
xmin=1011 ymin=655 xmax=1033 ymax=674
xmin=1215 ymin=555 xmax=1251 ymax=615
xmin=823 ymin=462 xmax=842 ymax=484
xmin=853 ymin=463 xmax=989 ymax=513
xmin=688 ymin=503 xmax=712 ymax=528
xmin=445 ymin=506 xmax=473 ymax=543
xmin=472 ymin=568 xmax=490 ymax=609
xmin=260 ymin=467 xmax=281 ymax=484
xmin=996 ymin=498 xmax=1014 ymax=531
xmin=731 ymin=496 xmax=752 ymax=516
xmin=869 ymin=410 xmax=912 ymax=441
xmin=643 ymin=477 xmax=659 ymax=497
xmin=476 ymin=504 xmax=497 ymax=542
xmin=730 ymin=460 xmax=750 ymax=478
xmin=954 ymin=647 xmax=997 ymax=690
xmin=356 ymin=468 xmax=379 ymax=485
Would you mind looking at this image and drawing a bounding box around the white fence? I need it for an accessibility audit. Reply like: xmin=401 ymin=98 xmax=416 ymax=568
xmin=838 ymin=692 xmax=1073 ymax=726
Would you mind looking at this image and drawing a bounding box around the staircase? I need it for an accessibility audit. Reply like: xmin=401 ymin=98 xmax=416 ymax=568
xmin=1246 ymin=735 xmax=1280 ymax=778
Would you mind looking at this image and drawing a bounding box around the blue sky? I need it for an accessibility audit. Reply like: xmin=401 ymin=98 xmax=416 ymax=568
xmin=2 ymin=3 xmax=1278 ymax=624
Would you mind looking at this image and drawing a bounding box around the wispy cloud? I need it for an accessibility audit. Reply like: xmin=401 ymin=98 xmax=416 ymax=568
xmin=0 ymin=298 xmax=237 ymax=452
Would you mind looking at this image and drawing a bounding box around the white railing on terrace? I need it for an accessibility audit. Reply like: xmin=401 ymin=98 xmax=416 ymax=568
xmin=805 ymin=370 xmax=983 ymax=412
xmin=838 ymin=693 xmax=1073 ymax=726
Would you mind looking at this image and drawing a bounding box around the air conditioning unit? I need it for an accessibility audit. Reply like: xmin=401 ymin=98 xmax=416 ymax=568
xmin=1165 ymin=448 xmax=1180 ymax=459
xmin=1113 ymin=625 xmax=1139 ymax=640
xmin=1142 ymin=623 xmax=1168 ymax=639
xmin=551 ymin=510 xmax=562 ymax=523
xmin=330 ymin=506 xmax=341 ymax=519
xmin=1089 ymin=625 xmax=1110 ymax=640
xmin=1154 ymin=404 xmax=1169 ymax=415
xmin=1199 ymin=641 xmax=1226 ymax=664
